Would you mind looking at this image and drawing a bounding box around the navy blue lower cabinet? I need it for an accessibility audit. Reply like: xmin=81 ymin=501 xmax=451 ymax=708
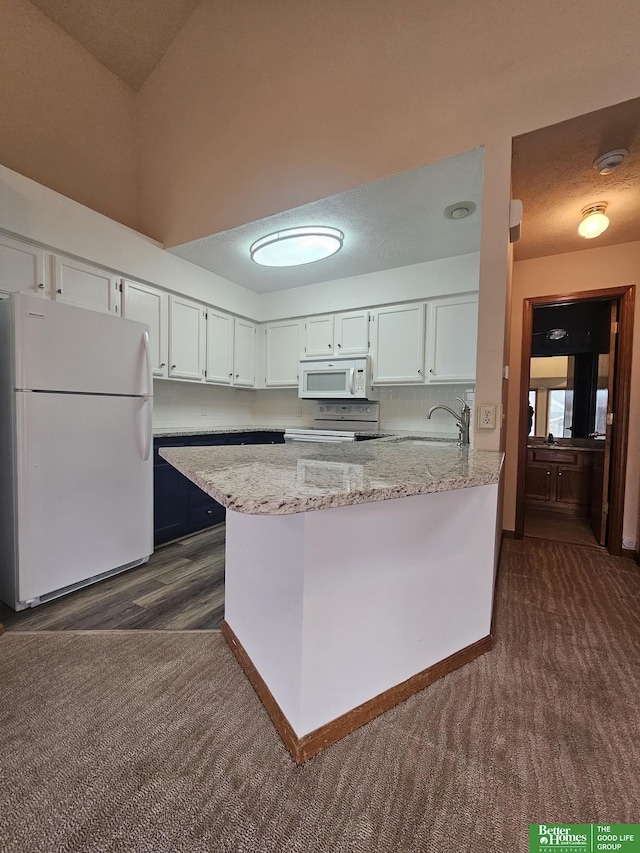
xmin=153 ymin=438 xmax=190 ymax=546
xmin=185 ymin=435 xmax=227 ymax=533
xmin=153 ymin=431 xmax=285 ymax=545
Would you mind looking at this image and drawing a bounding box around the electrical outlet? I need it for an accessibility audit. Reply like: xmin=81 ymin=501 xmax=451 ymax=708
xmin=200 ymin=404 xmax=208 ymax=416
xmin=296 ymin=406 xmax=303 ymax=417
xmin=477 ymin=404 xmax=496 ymax=429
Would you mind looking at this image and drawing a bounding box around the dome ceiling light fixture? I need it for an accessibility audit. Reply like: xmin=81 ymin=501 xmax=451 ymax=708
xmin=578 ymin=203 xmax=610 ymax=239
xmin=547 ymin=328 xmax=568 ymax=341
xmin=593 ymin=149 xmax=628 ymax=175
xmin=249 ymin=226 xmax=344 ymax=267
xmin=444 ymin=201 xmax=477 ymax=220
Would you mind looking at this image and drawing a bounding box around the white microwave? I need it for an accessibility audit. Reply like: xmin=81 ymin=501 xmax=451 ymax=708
xmin=298 ymin=356 xmax=376 ymax=400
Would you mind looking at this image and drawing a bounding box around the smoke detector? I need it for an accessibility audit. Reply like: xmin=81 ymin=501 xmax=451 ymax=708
xmin=593 ymin=149 xmax=628 ymax=175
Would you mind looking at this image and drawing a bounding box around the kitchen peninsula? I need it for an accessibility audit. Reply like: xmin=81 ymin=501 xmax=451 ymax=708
xmin=160 ymin=438 xmax=504 ymax=763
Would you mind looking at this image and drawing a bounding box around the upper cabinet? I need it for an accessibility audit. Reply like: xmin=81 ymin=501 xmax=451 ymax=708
xmin=169 ymin=294 xmax=206 ymax=381
xmin=370 ymin=303 xmax=426 ymax=384
xmin=51 ymin=255 xmax=120 ymax=315
xmin=426 ymin=294 xmax=478 ymax=383
xmin=264 ymin=319 xmax=301 ymax=387
xmin=206 ymin=308 xmax=234 ymax=385
xmin=334 ymin=310 xmax=370 ymax=356
xmin=121 ymin=280 xmax=169 ymax=378
xmin=303 ymin=315 xmax=334 ymax=358
xmin=302 ymin=310 xmax=369 ymax=359
xmin=233 ymin=318 xmax=257 ymax=387
xmin=0 ymin=234 xmax=47 ymax=298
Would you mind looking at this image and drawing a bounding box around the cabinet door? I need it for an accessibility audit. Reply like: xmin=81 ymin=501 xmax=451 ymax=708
xmin=0 ymin=234 xmax=47 ymax=298
xmin=233 ymin=318 xmax=256 ymax=387
xmin=525 ymin=464 xmax=552 ymax=502
xmin=556 ymin=466 xmax=590 ymax=509
xmin=122 ymin=280 xmax=169 ymax=378
xmin=206 ymin=309 xmax=234 ymax=384
xmin=51 ymin=255 xmax=120 ymax=314
xmin=371 ymin=303 xmax=425 ymax=384
xmin=264 ymin=319 xmax=301 ymax=386
xmin=303 ymin=315 xmax=334 ymax=357
xmin=426 ymin=294 xmax=478 ymax=383
xmin=335 ymin=310 xmax=369 ymax=356
xmin=153 ymin=443 xmax=189 ymax=546
xmin=169 ymin=295 xmax=206 ymax=381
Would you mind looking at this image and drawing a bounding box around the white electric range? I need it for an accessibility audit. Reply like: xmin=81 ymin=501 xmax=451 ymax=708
xmin=284 ymin=402 xmax=380 ymax=443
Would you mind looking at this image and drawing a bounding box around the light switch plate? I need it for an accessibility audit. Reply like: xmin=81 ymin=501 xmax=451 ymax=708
xmin=477 ymin=404 xmax=496 ymax=429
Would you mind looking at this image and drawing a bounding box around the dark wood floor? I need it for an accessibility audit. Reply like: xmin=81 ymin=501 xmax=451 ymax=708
xmin=524 ymin=507 xmax=602 ymax=549
xmin=0 ymin=525 xmax=225 ymax=631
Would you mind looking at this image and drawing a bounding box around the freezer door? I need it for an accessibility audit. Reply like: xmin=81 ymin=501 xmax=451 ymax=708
xmin=12 ymin=292 xmax=152 ymax=396
xmin=15 ymin=392 xmax=153 ymax=603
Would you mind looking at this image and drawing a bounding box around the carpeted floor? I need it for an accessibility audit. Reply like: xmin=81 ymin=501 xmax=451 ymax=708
xmin=0 ymin=538 xmax=639 ymax=853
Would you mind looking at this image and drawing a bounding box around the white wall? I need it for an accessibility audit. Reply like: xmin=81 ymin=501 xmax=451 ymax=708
xmin=260 ymin=253 xmax=479 ymax=321
xmin=0 ymin=164 xmax=261 ymax=321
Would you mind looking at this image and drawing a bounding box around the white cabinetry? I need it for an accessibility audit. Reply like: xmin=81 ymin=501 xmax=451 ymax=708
xmin=206 ymin=308 xmax=234 ymax=384
xmin=0 ymin=234 xmax=46 ymax=298
xmin=426 ymin=294 xmax=478 ymax=383
xmin=122 ymin=280 xmax=169 ymax=378
xmin=303 ymin=315 xmax=334 ymax=357
xmin=169 ymin=295 xmax=206 ymax=381
xmin=51 ymin=255 xmax=120 ymax=314
xmin=264 ymin=319 xmax=301 ymax=387
xmin=334 ymin=310 xmax=369 ymax=356
xmin=233 ymin=318 xmax=257 ymax=387
xmin=371 ymin=303 xmax=426 ymax=384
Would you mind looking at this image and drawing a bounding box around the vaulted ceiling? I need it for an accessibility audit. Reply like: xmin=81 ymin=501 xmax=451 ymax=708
xmin=29 ymin=0 xmax=199 ymax=89
xmin=23 ymin=2 xmax=640 ymax=290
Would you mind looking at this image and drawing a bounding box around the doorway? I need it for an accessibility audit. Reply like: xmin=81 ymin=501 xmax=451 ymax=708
xmin=514 ymin=285 xmax=634 ymax=555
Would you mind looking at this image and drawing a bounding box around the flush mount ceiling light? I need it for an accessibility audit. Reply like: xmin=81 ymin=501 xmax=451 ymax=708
xmin=593 ymin=149 xmax=628 ymax=175
xmin=578 ymin=203 xmax=610 ymax=239
xmin=444 ymin=201 xmax=477 ymax=220
xmin=547 ymin=328 xmax=568 ymax=341
xmin=249 ymin=226 xmax=344 ymax=267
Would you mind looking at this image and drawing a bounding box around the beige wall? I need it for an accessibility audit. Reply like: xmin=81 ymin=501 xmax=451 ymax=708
xmin=504 ymin=241 xmax=640 ymax=542
xmin=0 ymin=0 xmax=138 ymax=229
xmin=137 ymin=0 xmax=640 ymax=246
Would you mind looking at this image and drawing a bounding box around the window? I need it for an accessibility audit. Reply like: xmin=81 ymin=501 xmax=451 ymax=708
xmin=547 ymin=390 xmax=566 ymax=438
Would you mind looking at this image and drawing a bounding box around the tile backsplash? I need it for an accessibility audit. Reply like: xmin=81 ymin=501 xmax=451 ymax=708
xmin=153 ymin=380 xmax=474 ymax=436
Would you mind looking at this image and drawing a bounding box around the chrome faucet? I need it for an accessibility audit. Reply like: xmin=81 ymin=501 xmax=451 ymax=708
xmin=426 ymin=397 xmax=471 ymax=446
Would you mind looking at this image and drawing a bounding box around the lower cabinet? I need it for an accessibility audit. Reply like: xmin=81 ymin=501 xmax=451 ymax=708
xmin=153 ymin=431 xmax=285 ymax=545
xmin=525 ymin=446 xmax=592 ymax=515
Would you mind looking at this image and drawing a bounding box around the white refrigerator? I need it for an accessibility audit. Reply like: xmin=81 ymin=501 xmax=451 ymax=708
xmin=0 ymin=292 xmax=154 ymax=610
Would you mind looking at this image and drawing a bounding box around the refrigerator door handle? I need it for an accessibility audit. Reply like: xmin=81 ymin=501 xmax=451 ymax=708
xmin=142 ymin=331 xmax=153 ymax=396
xmin=142 ymin=397 xmax=152 ymax=462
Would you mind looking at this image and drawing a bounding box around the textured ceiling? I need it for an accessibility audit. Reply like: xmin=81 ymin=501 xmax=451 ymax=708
xmin=512 ymin=97 xmax=640 ymax=261
xmin=29 ymin=0 xmax=199 ymax=89
xmin=169 ymin=148 xmax=484 ymax=293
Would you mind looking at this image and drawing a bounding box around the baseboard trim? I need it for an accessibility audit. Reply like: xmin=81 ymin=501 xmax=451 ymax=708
xmin=502 ymin=529 xmax=517 ymax=539
xmin=221 ymin=620 xmax=493 ymax=765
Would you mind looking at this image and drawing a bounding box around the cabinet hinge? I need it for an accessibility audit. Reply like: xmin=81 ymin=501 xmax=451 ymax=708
xmin=606 ymin=412 xmax=614 ymax=425
xmin=118 ymin=280 xmax=123 ymax=292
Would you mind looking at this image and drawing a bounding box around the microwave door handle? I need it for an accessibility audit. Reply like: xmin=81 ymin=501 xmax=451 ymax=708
xmin=349 ymin=368 xmax=355 ymax=394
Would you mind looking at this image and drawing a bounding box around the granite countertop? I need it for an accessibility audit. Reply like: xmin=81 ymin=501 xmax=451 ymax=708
xmin=153 ymin=425 xmax=459 ymax=441
xmin=159 ymin=439 xmax=504 ymax=516
xmin=153 ymin=424 xmax=290 ymax=438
